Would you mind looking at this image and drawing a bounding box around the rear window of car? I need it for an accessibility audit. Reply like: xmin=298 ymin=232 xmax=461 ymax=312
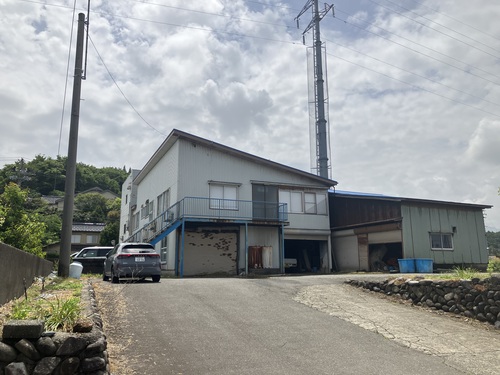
xmin=121 ymin=245 xmax=154 ymax=254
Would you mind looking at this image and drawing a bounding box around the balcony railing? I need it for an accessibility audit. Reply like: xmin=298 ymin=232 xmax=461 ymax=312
xmin=126 ymin=197 xmax=288 ymax=243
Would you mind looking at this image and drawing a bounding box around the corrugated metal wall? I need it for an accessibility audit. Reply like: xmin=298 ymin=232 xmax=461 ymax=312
xmin=402 ymin=204 xmax=488 ymax=265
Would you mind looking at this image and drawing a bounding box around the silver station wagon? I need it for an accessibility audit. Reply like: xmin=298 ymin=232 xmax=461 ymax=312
xmin=103 ymin=242 xmax=161 ymax=283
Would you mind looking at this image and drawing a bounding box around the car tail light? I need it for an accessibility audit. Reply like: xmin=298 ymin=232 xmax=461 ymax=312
xmin=117 ymin=254 xmax=132 ymax=259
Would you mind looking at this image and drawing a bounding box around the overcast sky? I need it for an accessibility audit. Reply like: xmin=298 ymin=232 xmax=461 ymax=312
xmin=1 ymin=0 xmax=499 ymax=230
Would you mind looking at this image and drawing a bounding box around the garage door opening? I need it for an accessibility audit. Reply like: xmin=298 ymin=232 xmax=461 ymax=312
xmin=284 ymin=240 xmax=321 ymax=274
xmin=368 ymin=242 xmax=402 ymax=272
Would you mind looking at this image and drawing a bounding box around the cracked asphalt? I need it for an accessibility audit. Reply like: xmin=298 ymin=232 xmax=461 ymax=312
xmin=294 ymin=276 xmax=500 ymax=375
xmin=94 ymin=274 xmax=500 ymax=375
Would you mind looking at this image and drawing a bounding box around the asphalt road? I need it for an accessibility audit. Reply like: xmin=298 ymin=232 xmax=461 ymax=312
xmin=94 ymin=275 xmax=496 ymax=375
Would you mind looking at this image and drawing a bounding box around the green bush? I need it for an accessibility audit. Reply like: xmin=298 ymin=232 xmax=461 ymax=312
xmin=487 ymin=257 xmax=500 ymax=273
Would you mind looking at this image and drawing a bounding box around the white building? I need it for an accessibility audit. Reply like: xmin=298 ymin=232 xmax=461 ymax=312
xmin=119 ymin=129 xmax=337 ymax=277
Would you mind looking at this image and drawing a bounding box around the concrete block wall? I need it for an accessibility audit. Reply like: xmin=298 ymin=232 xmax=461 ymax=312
xmin=0 ymin=243 xmax=53 ymax=305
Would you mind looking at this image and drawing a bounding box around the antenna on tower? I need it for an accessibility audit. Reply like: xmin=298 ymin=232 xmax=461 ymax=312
xmin=295 ymin=1 xmax=334 ymax=179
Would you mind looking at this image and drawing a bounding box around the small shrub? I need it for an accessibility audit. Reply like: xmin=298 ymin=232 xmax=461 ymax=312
xmin=11 ymin=300 xmax=33 ymax=320
xmin=487 ymin=257 xmax=500 ymax=273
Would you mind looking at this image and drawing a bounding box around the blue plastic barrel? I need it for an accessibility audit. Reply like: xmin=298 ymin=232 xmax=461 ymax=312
xmin=398 ymin=258 xmax=415 ymax=273
xmin=415 ymin=258 xmax=433 ymax=273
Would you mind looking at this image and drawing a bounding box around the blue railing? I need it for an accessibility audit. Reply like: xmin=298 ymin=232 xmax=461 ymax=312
xmin=126 ymin=197 xmax=288 ymax=243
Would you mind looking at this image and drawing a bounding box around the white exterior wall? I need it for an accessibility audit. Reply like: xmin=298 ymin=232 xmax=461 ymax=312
xmin=332 ymin=231 xmax=359 ymax=271
xmin=240 ymin=226 xmax=281 ymax=270
xmin=131 ymin=143 xmax=180 ymax=266
xmin=176 ymin=139 xmax=331 ymax=232
xmin=122 ymin=135 xmax=334 ymax=275
xmin=119 ymin=170 xmax=139 ymax=242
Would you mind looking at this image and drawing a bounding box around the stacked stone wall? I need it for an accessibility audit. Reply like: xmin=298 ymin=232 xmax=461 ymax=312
xmin=347 ymin=276 xmax=500 ymax=329
xmin=0 ymin=282 xmax=109 ymax=375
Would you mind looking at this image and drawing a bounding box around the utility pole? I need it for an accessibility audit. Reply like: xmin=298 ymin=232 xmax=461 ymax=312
xmin=296 ymin=0 xmax=334 ymax=179
xmin=58 ymin=13 xmax=86 ymax=277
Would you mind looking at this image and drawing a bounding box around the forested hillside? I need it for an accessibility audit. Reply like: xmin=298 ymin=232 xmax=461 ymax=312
xmin=0 ymin=156 xmax=129 ymax=256
xmin=0 ymin=155 xmax=128 ymax=196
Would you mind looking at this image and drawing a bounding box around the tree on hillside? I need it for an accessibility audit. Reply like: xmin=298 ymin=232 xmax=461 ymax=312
xmin=100 ymin=198 xmax=121 ymax=246
xmin=0 ymin=183 xmax=46 ymax=257
xmin=0 ymin=156 xmax=128 ymax=196
xmin=73 ymin=193 xmax=109 ymax=223
xmin=486 ymin=231 xmax=500 ymax=256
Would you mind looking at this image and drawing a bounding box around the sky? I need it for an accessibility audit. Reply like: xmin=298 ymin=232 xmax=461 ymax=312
xmin=1 ymin=0 xmax=499 ymax=230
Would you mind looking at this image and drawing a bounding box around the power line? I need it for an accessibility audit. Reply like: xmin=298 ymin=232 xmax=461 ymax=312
xmin=407 ymin=0 xmax=500 ymax=44
xmin=326 ymin=38 xmax=500 ymax=110
xmin=367 ymin=0 xmax=500 ymax=60
xmin=330 ymin=14 xmax=500 ymax=87
xmin=86 ymin=33 xmax=168 ymax=137
xmin=18 ymin=0 xmax=500 ymax=122
xmin=57 ymin=0 xmax=78 ymax=157
xmin=129 ymin=0 xmax=298 ymax=30
xmin=327 ymin=51 xmax=500 ymax=119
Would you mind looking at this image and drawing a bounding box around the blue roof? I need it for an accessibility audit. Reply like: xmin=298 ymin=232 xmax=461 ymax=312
xmin=329 ymin=189 xmax=492 ymax=209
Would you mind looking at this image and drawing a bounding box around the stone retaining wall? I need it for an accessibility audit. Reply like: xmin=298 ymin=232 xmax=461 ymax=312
xmin=0 ymin=281 xmax=109 ymax=375
xmin=347 ymin=276 xmax=500 ymax=329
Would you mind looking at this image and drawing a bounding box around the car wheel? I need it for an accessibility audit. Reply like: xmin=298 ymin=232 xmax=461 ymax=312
xmin=103 ymin=271 xmax=109 ymax=282
xmin=152 ymin=275 xmax=161 ymax=283
xmin=111 ymin=268 xmax=119 ymax=284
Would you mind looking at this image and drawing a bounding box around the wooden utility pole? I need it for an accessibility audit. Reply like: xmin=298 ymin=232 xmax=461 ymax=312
xmin=58 ymin=13 xmax=85 ymax=277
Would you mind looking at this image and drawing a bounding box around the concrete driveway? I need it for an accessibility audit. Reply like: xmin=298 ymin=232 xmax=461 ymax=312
xmin=93 ymin=275 xmax=500 ymax=375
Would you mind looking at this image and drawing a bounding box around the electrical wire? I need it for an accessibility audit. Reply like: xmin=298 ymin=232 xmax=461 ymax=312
xmin=86 ymin=33 xmax=168 ymax=137
xmin=407 ymin=0 xmax=500 ymax=44
xmin=325 ymin=38 xmax=500 ymax=110
xmin=129 ymin=0 xmax=298 ymax=30
xmin=327 ymin=51 xmax=500 ymax=119
xmin=57 ymin=0 xmax=78 ymax=157
xmin=367 ymin=0 xmax=500 ymax=59
xmin=14 ymin=0 xmax=500 ymax=122
xmin=330 ymin=14 xmax=500 ymax=87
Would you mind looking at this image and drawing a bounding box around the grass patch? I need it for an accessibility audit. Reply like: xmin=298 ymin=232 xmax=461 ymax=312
xmin=1 ymin=276 xmax=88 ymax=333
xmin=427 ymin=266 xmax=483 ymax=280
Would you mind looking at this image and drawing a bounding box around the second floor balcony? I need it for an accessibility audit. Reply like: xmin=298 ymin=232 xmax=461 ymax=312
xmin=127 ymin=196 xmax=289 ymax=243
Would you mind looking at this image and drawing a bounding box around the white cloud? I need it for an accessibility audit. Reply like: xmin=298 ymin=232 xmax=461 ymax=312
xmin=0 ymin=0 xmax=499 ymax=230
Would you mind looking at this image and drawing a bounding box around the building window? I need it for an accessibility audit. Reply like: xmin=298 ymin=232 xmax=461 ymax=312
xmin=157 ymin=189 xmax=170 ymax=217
xmin=304 ymin=192 xmax=317 ymax=214
xmin=86 ymin=234 xmax=98 ymax=244
xmin=430 ymin=233 xmax=453 ymax=250
xmin=279 ymin=190 xmax=327 ymax=215
xmin=210 ymin=183 xmax=238 ymax=210
xmin=279 ymin=190 xmax=303 ymax=213
xmin=71 ymin=234 xmax=81 ymax=243
xmin=316 ymin=193 xmax=327 ymax=215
